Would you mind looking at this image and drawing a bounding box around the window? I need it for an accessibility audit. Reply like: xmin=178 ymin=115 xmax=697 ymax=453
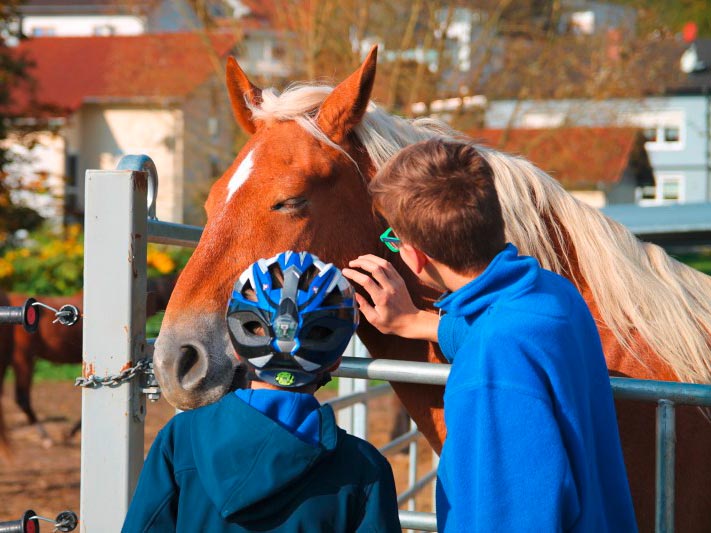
xmin=638 ymin=174 xmax=684 ymax=206
xmin=661 ymin=178 xmax=680 ymax=201
xmin=642 ymin=127 xmax=657 ymax=143
xmin=623 ymin=110 xmax=685 ymax=151
xmin=93 ymin=25 xmax=116 ymax=36
xmin=208 ymin=117 xmax=219 ymax=139
xmin=570 ymin=11 xmax=595 ymax=35
xmin=520 ymin=112 xmax=565 ymax=128
xmin=32 ymin=27 xmax=56 ymax=37
xmin=663 ymin=126 xmax=680 ymax=143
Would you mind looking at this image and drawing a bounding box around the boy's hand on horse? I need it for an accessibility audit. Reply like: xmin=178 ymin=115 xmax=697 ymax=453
xmin=343 ymin=255 xmax=438 ymax=343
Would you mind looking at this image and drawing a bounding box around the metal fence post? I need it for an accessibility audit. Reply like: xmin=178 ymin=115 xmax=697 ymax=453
xmin=655 ymin=399 xmax=676 ymax=533
xmin=337 ymin=337 xmax=369 ymax=439
xmin=80 ymin=169 xmax=148 ymax=532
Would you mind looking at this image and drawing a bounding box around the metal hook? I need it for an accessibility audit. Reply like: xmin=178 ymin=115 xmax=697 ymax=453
xmin=32 ymin=301 xmax=81 ymax=327
xmin=117 ymin=154 xmax=159 ymax=219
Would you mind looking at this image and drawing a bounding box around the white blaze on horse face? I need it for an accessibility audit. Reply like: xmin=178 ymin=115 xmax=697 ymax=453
xmin=226 ymin=150 xmax=254 ymax=203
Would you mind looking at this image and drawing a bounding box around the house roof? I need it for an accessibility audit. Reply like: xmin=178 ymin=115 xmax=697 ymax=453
xmin=7 ymin=32 xmax=237 ymax=118
xmin=19 ymin=0 xmax=158 ymax=15
xmin=469 ymin=127 xmax=653 ymax=189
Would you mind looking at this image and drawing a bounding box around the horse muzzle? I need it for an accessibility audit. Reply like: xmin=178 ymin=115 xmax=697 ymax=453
xmin=152 ymin=319 xmax=244 ymax=410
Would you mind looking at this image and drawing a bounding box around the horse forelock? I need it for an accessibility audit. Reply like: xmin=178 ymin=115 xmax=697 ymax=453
xmin=243 ymin=83 xmax=457 ymax=173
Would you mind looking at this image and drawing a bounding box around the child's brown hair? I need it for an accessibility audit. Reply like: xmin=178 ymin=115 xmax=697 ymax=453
xmin=371 ymin=139 xmax=505 ymax=273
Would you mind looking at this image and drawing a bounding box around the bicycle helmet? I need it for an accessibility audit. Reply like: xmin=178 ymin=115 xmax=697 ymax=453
xmin=226 ymin=251 xmax=359 ymax=388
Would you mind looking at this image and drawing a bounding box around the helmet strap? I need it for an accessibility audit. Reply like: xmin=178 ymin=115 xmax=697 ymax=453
xmin=316 ymin=371 xmax=332 ymax=389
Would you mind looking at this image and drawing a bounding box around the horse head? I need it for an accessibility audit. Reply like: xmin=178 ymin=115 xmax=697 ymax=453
xmin=154 ymin=48 xmax=408 ymax=410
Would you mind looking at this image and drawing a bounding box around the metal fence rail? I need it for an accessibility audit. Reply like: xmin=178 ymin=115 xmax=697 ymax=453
xmin=336 ymin=358 xmax=711 ymax=533
xmin=82 ymin=157 xmax=711 ymax=533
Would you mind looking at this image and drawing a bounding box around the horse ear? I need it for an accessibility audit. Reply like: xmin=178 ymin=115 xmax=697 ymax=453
xmin=317 ymin=46 xmax=378 ymax=144
xmin=225 ymin=56 xmax=263 ymax=135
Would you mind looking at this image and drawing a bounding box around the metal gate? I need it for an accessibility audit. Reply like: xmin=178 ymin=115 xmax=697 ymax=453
xmin=80 ymin=157 xmax=711 ymax=532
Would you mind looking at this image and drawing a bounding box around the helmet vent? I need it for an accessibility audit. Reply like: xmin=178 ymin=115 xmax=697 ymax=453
xmin=268 ymin=263 xmax=284 ymax=288
xmin=241 ymin=280 xmax=258 ymax=302
xmin=305 ymin=325 xmax=333 ymax=340
xmin=297 ymin=265 xmax=319 ymax=292
xmin=322 ymin=288 xmax=344 ymax=307
xmin=244 ymin=321 xmax=267 ymax=336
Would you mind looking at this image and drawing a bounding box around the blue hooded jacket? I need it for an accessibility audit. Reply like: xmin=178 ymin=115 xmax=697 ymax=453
xmin=434 ymin=244 xmax=636 ymax=532
xmin=122 ymin=389 xmax=400 ymax=532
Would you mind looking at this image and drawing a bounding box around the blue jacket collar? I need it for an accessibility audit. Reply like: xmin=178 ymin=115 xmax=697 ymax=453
xmin=435 ymin=244 xmax=539 ymax=320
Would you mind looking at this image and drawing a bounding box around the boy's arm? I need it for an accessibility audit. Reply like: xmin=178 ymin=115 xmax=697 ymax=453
xmin=343 ymin=255 xmax=438 ymax=342
xmin=440 ymin=386 xmax=580 ymax=532
xmin=356 ymin=453 xmax=401 ymax=533
xmin=122 ymin=428 xmax=179 ymax=532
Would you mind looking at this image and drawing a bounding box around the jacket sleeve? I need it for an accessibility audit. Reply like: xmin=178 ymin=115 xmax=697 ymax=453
xmin=356 ymin=453 xmax=401 ymax=533
xmin=438 ymin=386 xmax=580 ymax=532
xmin=122 ymin=427 xmax=179 ymax=532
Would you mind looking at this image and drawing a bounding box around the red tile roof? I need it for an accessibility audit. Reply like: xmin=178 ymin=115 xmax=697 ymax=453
xmin=468 ymin=127 xmax=653 ymax=189
xmin=8 ymin=32 xmax=238 ymax=117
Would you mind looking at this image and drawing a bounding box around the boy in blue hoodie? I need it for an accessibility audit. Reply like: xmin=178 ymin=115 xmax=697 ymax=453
xmin=343 ymin=139 xmax=637 ymax=532
xmin=123 ymin=251 xmax=401 ymax=532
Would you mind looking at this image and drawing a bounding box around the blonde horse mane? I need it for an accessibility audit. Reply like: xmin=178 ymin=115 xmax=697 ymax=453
xmin=247 ymin=84 xmax=711 ymax=384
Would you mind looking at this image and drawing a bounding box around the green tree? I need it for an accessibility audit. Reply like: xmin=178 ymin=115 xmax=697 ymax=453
xmin=0 ymin=0 xmax=43 ymax=241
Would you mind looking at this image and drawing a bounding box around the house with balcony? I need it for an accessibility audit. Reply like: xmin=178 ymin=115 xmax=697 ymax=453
xmin=440 ymin=32 xmax=708 ymax=207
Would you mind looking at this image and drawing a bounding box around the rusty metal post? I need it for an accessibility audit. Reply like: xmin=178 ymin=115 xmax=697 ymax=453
xmin=655 ymin=399 xmax=676 ymax=533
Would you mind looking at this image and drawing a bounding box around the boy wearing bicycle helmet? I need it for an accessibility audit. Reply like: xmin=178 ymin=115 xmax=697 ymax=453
xmin=123 ymin=251 xmax=400 ymax=533
xmin=343 ymin=139 xmax=635 ymax=532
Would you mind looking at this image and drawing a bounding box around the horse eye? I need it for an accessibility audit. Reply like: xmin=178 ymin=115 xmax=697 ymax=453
xmin=271 ymin=197 xmax=308 ymax=212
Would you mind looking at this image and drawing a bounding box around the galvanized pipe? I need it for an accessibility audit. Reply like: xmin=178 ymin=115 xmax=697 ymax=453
xmin=334 ymin=357 xmax=450 ymax=385
xmin=147 ymin=219 xmax=202 ymax=248
xmin=325 ymin=383 xmax=391 ymax=411
xmin=379 ymin=428 xmax=420 ymax=457
xmin=408 ymin=417 xmax=419 ymax=523
xmin=612 ymin=378 xmax=711 ymax=406
xmin=397 ymin=469 xmax=438 ymax=505
xmin=398 ymin=510 xmax=437 ymax=532
xmin=655 ymin=400 xmax=676 ymax=533
xmin=337 ymin=358 xmax=711 ymax=406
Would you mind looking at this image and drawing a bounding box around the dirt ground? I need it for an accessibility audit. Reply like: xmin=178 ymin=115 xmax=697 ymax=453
xmin=0 ymin=382 xmax=434 ymax=526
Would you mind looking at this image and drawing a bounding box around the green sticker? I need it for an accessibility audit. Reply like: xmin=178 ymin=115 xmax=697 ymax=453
xmin=275 ymin=371 xmax=295 ymax=386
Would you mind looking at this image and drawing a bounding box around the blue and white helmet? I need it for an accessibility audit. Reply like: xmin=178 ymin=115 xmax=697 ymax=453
xmin=226 ymin=251 xmax=359 ymax=388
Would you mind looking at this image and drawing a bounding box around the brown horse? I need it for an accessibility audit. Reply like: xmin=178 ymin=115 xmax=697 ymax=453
xmin=0 ymin=275 xmax=177 ymax=449
xmin=5 ymin=292 xmax=84 ymax=446
xmin=153 ymin=48 xmax=711 ymax=531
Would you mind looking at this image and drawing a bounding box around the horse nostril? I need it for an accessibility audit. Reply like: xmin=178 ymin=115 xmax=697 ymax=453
xmin=177 ymin=343 xmax=209 ymax=390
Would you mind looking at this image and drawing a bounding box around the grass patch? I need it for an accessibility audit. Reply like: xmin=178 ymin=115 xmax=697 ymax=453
xmin=146 ymin=311 xmax=164 ymax=340
xmin=3 ymin=359 xmax=82 ymax=383
xmin=674 ymin=249 xmax=711 ymax=275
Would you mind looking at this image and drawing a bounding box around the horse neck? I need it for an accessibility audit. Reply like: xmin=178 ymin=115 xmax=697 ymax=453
xmin=552 ymin=231 xmax=680 ymax=382
xmin=578 ymin=284 xmax=678 ymax=381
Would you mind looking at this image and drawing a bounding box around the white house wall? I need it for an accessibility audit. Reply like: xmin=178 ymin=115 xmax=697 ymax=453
xmin=181 ymin=80 xmax=236 ymax=225
xmin=78 ymin=104 xmax=184 ymax=222
xmin=22 ymin=15 xmax=145 ymax=37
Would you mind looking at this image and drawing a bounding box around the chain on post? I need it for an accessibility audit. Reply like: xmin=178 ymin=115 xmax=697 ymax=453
xmin=76 ymin=358 xmax=146 ymax=387
xmin=75 ymin=357 xmax=161 ymax=401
